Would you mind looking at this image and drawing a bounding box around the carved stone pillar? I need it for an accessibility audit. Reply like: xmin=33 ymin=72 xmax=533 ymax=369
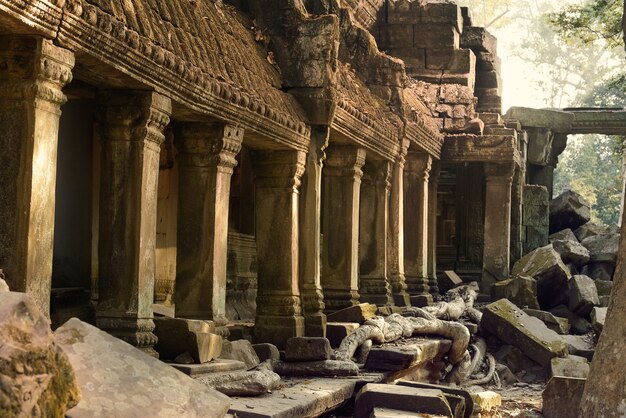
xmin=359 ymin=160 xmax=393 ymax=305
xmin=174 ymin=123 xmax=243 ymax=324
xmin=482 ymin=162 xmax=515 ymax=292
xmin=0 ymin=36 xmax=74 ymax=315
xmin=253 ymin=150 xmax=306 ymax=348
xmin=96 ymin=91 xmax=171 ymax=356
xmin=404 ymin=152 xmax=432 ymax=299
xmin=427 ymin=160 xmax=441 ymax=295
xmin=322 ymin=145 xmax=366 ymax=312
xmin=387 ymin=143 xmax=411 ymax=306
xmin=299 ymin=127 xmax=328 ymax=337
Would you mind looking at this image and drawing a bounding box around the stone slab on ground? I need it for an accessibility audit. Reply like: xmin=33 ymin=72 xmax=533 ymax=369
xmin=591 ymin=307 xmax=607 ymax=334
xmin=354 ymin=384 xmax=452 ymax=417
xmin=492 ymin=276 xmax=539 ymax=309
xmin=195 ymin=364 xmax=281 ymax=396
xmin=326 ymin=322 xmax=360 ymax=347
xmin=567 ymin=275 xmax=599 ymax=317
xmin=55 ymin=318 xmax=230 ymax=417
xmin=220 ymin=339 xmax=260 ymax=370
xmin=365 ymin=339 xmax=452 ymax=372
xmin=273 ymin=359 xmax=359 ymax=377
xmin=285 ymin=337 xmax=331 ymax=361
xmin=253 ymin=343 xmax=280 ymax=362
xmin=152 ymin=303 xmax=175 ymax=318
xmin=396 ymin=380 xmax=473 ymax=418
xmin=170 ymin=359 xmax=246 ymax=376
xmin=327 ymin=303 xmax=378 ymax=324
xmin=371 ymin=408 xmax=448 ymax=418
xmin=542 ymin=376 xmax=586 ymax=418
xmin=480 ymin=299 xmax=568 ymax=367
xmin=0 ymin=292 xmax=80 ymax=417
xmin=524 ymin=309 xmax=570 ymax=334
xmin=228 ymin=377 xmax=359 ymax=418
xmin=550 ymin=355 xmax=589 ymax=378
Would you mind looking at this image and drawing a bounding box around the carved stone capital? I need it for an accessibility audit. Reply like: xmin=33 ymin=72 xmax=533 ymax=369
xmin=253 ymin=149 xmax=307 ymax=189
xmin=405 ymin=152 xmax=432 ymax=180
xmin=97 ymin=90 xmax=171 ymax=149
xmin=364 ymin=160 xmax=392 ymax=190
xmin=256 ymin=291 xmax=303 ymax=317
xmin=175 ymin=123 xmax=243 ymax=171
xmin=324 ymin=145 xmax=366 ymax=179
xmin=0 ymin=36 xmax=74 ymax=105
xmin=484 ymin=162 xmax=516 ymax=184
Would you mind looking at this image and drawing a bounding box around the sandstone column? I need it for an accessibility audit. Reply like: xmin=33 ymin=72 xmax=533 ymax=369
xmin=322 ymin=145 xmax=366 ymax=312
xmin=174 ymin=123 xmax=243 ymax=324
xmin=96 ymin=90 xmax=171 ymax=356
xmin=481 ymin=162 xmax=515 ymax=291
xmin=387 ymin=143 xmax=411 ymax=306
xmin=299 ymin=127 xmax=328 ymax=337
xmin=253 ymin=150 xmax=306 ymax=348
xmin=359 ymin=160 xmax=393 ymax=305
xmin=427 ymin=160 xmax=441 ymax=295
xmin=0 ymin=36 xmax=74 ymax=315
xmin=404 ymin=152 xmax=432 ymax=301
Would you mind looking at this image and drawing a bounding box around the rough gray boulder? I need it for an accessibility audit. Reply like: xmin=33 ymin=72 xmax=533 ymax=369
xmin=0 ymin=292 xmax=80 ymax=417
xmin=511 ymin=245 xmax=571 ymax=309
xmin=567 ymin=275 xmax=599 ymax=317
xmin=480 ymin=299 xmax=568 ymax=367
xmin=549 ymin=190 xmax=591 ymax=234
xmin=581 ymin=233 xmax=619 ymax=262
xmin=492 ymin=276 xmax=539 ymax=309
xmin=55 ymin=318 xmax=230 ymax=417
xmin=551 ymin=239 xmax=590 ymax=267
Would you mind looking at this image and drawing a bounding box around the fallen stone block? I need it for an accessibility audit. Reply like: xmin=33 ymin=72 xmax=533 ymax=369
xmin=285 ymin=337 xmax=331 ymax=361
xmin=495 ymin=363 xmax=520 ymax=385
xmin=584 ymin=261 xmax=616 ymax=281
xmin=410 ymin=294 xmax=433 ymax=307
xmin=327 ymin=303 xmax=378 ymax=324
xmin=55 ymin=318 xmax=229 ymax=417
xmin=542 ymin=376 xmax=586 ymax=418
xmin=574 ymin=222 xmax=607 ymax=241
xmin=510 ymin=245 xmax=571 ymax=309
xmin=549 ymin=190 xmax=591 ymax=234
xmin=273 ymin=359 xmax=359 ymax=377
xmin=471 ymin=391 xmax=501 ymax=414
xmin=153 ymin=317 xmax=221 ymax=364
xmin=492 ymin=276 xmax=539 ymax=309
xmin=551 ymin=239 xmax=590 ymax=267
xmin=355 ymin=384 xmax=452 ymax=417
xmin=326 ymin=322 xmax=360 ymax=347
xmin=196 ymin=363 xmax=281 ymax=397
xmin=549 ymin=228 xmax=578 ymax=242
xmin=562 ymin=335 xmax=595 ymax=361
xmin=171 ymin=359 xmax=246 ymax=376
xmin=591 ymin=307 xmax=607 ymax=334
xmin=493 ymin=345 xmax=546 ymax=382
xmin=550 ymin=305 xmax=593 ymax=335
xmin=567 ymin=275 xmax=599 ymax=317
xmin=582 ymin=233 xmax=619 ymax=262
xmin=599 ymin=295 xmax=610 ymax=307
xmin=253 ymin=343 xmax=280 ymax=362
xmin=440 ymin=270 xmax=463 ymax=291
xmin=594 ymin=280 xmax=613 ymax=297
xmin=365 ymin=346 xmax=423 ymax=371
xmin=550 ymin=355 xmax=589 ymax=378
xmin=220 ymin=339 xmax=260 ymax=370
xmin=524 ymin=309 xmax=570 ymax=334
xmin=396 ymin=380 xmax=473 ymax=418
xmin=0 ymin=292 xmax=80 ymax=417
xmin=480 ymin=299 xmax=568 ymax=367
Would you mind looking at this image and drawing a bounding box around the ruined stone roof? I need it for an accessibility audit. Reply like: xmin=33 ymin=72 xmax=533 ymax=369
xmin=2 ymin=0 xmax=310 ymax=149
xmin=402 ymin=86 xmax=444 ymax=157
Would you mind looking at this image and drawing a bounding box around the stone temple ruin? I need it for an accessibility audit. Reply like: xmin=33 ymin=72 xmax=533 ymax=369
xmin=1 ymin=0 xmax=626 ymax=416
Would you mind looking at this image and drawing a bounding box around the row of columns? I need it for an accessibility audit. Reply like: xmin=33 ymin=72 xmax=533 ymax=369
xmin=0 ymin=35 xmax=442 ymax=353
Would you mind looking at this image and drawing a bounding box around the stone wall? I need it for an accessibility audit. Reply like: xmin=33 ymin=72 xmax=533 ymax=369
xmin=522 ymin=185 xmax=550 ymax=254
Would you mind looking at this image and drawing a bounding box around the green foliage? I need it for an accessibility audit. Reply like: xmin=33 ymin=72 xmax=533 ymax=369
xmin=554 ymin=134 xmax=624 ymax=225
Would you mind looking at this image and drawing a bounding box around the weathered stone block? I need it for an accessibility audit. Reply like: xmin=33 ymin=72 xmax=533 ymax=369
xmin=426 ymin=48 xmax=475 ymax=74
xmin=494 ymin=345 xmax=546 ymax=382
xmin=492 ymin=276 xmax=539 ymax=309
xmin=285 ymin=337 xmax=331 ymax=361
xmin=55 ymin=318 xmax=229 ymax=417
xmin=551 ymin=239 xmax=590 ymax=267
xmin=220 ymin=339 xmax=260 ymax=370
xmin=253 ymin=343 xmax=280 ymax=362
xmin=511 ymin=245 xmax=571 ymax=309
xmin=273 ymin=359 xmax=359 ymax=376
xmin=504 ymin=107 xmax=574 ymax=131
xmin=355 ymin=384 xmax=452 ymax=417
xmin=562 ymin=334 xmax=595 ymax=361
xmin=0 ymin=292 xmax=80 ymax=417
xmin=567 ymin=275 xmax=599 ymax=317
xmin=581 ymin=233 xmax=619 ymax=262
xmin=524 ymin=309 xmax=570 ymax=334
xmin=327 ymin=303 xmax=377 ymax=324
xmin=395 ymin=380 xmax=472 ymax=417
xmin=377 ymin=24 xmax=415 ymax=49
xmin=549 ymin=190 xmax=591 ymax=234
xmin=171 ymin=359 xmax=246 ymax=376
xmin=440 ymin=270 xmax=463 ymax=291
xmin=523 ymin=203 xmax=549 ymax=226
xmin=471 ymin=391 xmax=501 ymax=413
xmin=574 ymin=222 xmax=607 ymax=241
xmin=475 ymin=52 xmax=501 ymax=72
xmin=549 ymin=228 xmax=578 ymax=242
xmin=550 ymin=355 xmax=589 ymax=378
xmin=196 ymin=366 xmax=281 ymax=396
xmin=460 ymin=26 xmax=497 ymax=53
xmin=476 ymin=70 xmax=500 ymax=89
xmin=584 ymin=261 xmax=615 ymax=281
xmin=594 ymin=280 xmax=613 ymax=297
xmin=542 ymin=376 xmax=586 ymax=418
xmin=480 ymin=299 xmax=568 ymax=367
xmin=550 ymin=305 xmax=593 ymax=335
xmin=153 ymin=317 xmax=221 ymax=363
xmin=326 ymin=322 xmax=360 ymax=347
xmin=591 ymin=307 xmax=607 ymax=334
xmin=414 ymin=25 xmax=460 ymax=49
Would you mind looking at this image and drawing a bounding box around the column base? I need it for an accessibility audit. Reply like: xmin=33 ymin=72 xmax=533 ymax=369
xmin=323 ymin=289 xmax=359 ymax=313
xmin=428 ymin=274 xmax=439 ymax=296
xmin=304 ymin=312 xmax=327 ymax=337
xmin=254 ymin=315 xmax=305 ymax=349
xmin=392 ymin=292 xmax=411 ymax=307
xmin=405 ymin=275 xmax=430 ymax=295
xmin=96 ymin=316 xmax=158 ymax=357
xmin=410 ymin=294 xmax=433 ymax=307
xmin=359 ymin=276 xmax=393 ymax=306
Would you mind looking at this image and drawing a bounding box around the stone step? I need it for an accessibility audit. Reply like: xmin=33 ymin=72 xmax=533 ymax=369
xmin=170 ymin=359 xmax=246 ymax=376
